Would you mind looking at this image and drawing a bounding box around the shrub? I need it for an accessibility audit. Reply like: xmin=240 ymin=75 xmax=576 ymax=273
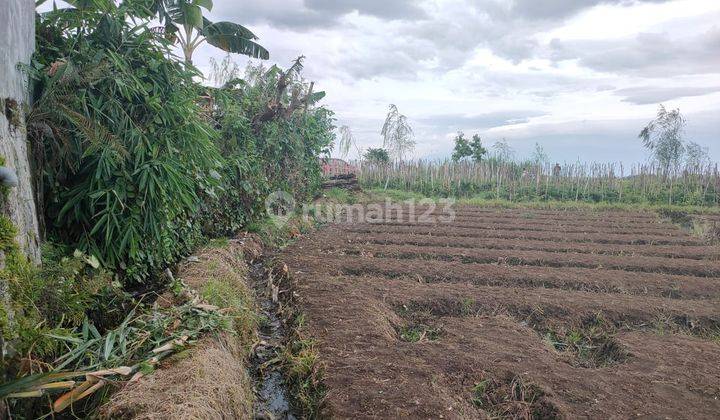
xmin=30 ymin=8 xmax=222 ymax=282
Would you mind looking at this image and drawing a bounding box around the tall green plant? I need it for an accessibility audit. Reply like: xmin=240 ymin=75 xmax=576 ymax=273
xmin=149 ymin=0 xmax=269 ymax=63
xmin=202 ymin=61 xmax=334 ymax=236
xmin=29 ymin=6 xmax=221 ymax=281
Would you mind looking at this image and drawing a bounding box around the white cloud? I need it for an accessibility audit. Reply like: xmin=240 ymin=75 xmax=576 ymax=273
xmin=41 ymin=0 xmax=720 ymax=163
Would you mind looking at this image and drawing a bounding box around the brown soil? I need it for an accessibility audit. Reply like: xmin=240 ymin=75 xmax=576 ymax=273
xmin=338 ymin=231 xmax=720 ymax=260
xmin=363 ymin=220 xmax=686 ymax=238
xmin=277 ymin=205 xmax=720 ymax=419
xmin=345 ymin=224 xmax=706 ymax=245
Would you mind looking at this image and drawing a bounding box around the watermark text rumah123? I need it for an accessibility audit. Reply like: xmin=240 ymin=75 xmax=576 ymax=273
xmin=265 ymin=191 xmax=456 ymax=226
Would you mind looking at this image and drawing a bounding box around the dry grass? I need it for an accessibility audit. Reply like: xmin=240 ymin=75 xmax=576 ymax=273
xmin=100 ymin=336 xmax=253 ymax=419
xmin=101 ymin=240 xmax=260 ymax=419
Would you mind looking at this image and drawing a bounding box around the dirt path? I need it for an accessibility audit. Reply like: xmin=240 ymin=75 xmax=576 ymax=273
xmin=278 ymin=205 xmax=720 ymax=418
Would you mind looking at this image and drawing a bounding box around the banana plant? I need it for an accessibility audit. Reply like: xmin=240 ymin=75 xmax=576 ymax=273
xmin=153 ymin=0 xmax=269 ymax=63
xmin=47 ymin=0 xmax=269 ymax=64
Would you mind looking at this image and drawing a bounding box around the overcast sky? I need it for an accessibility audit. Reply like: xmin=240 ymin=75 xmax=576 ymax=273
xmin=45 ymin=0 xmax=720 ymax=163
xmin=193 ymin=0 xmax=720 ymax=163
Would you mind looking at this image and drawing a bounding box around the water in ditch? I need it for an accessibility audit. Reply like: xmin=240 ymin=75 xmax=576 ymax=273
xmin=250 ymin=261 xmax=298 ymax=420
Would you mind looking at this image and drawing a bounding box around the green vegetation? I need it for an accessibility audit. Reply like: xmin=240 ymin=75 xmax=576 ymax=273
xmin=200 ymin=277 xmax=256 ymax=341
xmin=363 ymin=147 xmax=391 ymax=165
xmin=281 ymin=312 xmax=326 ymax=418
xmin=361 ymin=159 xmax=720 ymax=206
xmin=365 ymin=188 xmax=720 ymax=215
xmin=147 ymin=0 xmax=269 ymax=63
xmin=2 ymin=0 xmax=335 ymax=415
xmin=543 ymin=314 xmax=628 ymax=368
xmin=28 ymin=4 xmax=332 ymax=283
xmin=452 ymin=132 xmax=488 ymax=163
xmin=397 ymin=324 xmax=442 ymax=342
xmin=323 ymin=187 xmax=356 ymax=204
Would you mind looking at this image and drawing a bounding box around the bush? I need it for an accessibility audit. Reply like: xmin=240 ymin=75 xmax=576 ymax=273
xmin=1 ymin=238 xmax=127 ymax=376
xmin=30 ymin=9 xmax=221 ymax=282
xmin=200 ymin=61 xmax=334 ymax=237
xmin=29 ymin=8 xmax=335 ymax=284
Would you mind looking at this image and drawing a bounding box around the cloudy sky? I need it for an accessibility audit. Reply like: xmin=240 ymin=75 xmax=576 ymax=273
xmin=53 ymin=0 xmax=720 ymax=163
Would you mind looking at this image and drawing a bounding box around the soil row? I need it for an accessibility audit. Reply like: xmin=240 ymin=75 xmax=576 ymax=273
xmin=289 ymin=276 xmax=720 ymax=418
xmin=343 ymin=224 xmax=706 ymax=246
xmin=323 ymin=275 xmax=720 ymax=334
xmin=359 ymin=220 xmax=683 ymax=238
xmin=343 ymin=207 xmax=667 ymax=227
xmin=360 ymin=204 xmax=663 ymax=220
xmin=276 ymin=206 xmax=720 ymax=418
xmin=340 ymin=232 xmax=719 ymax=260
xmin=332 ymin=243 xmax=720 ymax=277
xmin=281 ymin=252 xmax=720 ymax=300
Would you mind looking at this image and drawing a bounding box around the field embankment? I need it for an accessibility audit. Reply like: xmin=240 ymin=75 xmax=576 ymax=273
xmin=100 ymin=239 xmax=259 ymax=418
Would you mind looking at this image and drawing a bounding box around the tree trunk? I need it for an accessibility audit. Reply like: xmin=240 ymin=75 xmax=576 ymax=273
xmin=1 ymin=0 xmax=39 ymax=263
xmin=1 ymin=1 xmax=40 ymax=403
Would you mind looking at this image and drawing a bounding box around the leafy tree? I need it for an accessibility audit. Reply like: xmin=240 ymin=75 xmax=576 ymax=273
xmin=149 ymin=0 xmax=269 ymax=63
xmin=469 ymin=134 xmax=488 ymax=162
xmin=206 ymin=59 xmax=334 ymax=236
xmin=452 ymin=132 xmax=472 ymax=162
xmin=49 ymin=0 xmax=269 ymax=64
xmin=639 ymin=105 xmax=686 ymax=174
xmin=452 ymin=132 xmax=487 ymax=162
xmin=381 ymin=104 xmax=415 ymax=162
xmin=29 ymin=6 xmax=334 ymax=282
xmin=364 ymin=148 xmax=390 ymax=165
xmin=30 ymin=5 xmax=221 ymax=281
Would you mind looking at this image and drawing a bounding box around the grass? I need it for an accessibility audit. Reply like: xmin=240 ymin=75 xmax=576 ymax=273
xmin=365 ymin=188 xmax=428 ymax=202
xmin=365 ymin=188 xmax=720 ymax=214
xmin=658 ymin=208 xmax=720 ymax=244
xmin=323 ymin=187 xmax=357 ymax=204
xmin=246 ymin=215 xmax=316 ymax=249
xmin=397 ymin=324 xmax=443 ymax=342
xmin=541 ymin=314 xmax=628 ymax=368
xmin=281 ymin=335 xmax=326 ymax=417
xmin=200 ymin=277 xmax=257 ymax=341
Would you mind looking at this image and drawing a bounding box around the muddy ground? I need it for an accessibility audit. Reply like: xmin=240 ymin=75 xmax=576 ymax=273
xmin=277 ymin=205 xmax=720 ymax=419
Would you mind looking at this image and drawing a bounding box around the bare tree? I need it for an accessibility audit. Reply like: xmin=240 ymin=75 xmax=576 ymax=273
xmin=209 ymin=54 xmax=241 ymax=87
xmin=492 ymin=139 xmax=514 ymax=162
xmin=685 ymin=141 xmax=710 ymax=170
xmin=639 ymin=105 xmax=686 ymax=174
xmin=531 ymin=142 xmax=549 ymax=165
xmin=338 ymin=125 xmax=359 ymax=159
xmin=381 ymin=104 xmax=415 ymax=162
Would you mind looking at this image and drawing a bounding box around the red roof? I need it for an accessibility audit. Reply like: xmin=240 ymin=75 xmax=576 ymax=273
xmin=321 ymin=158 xmax=358 ymax=177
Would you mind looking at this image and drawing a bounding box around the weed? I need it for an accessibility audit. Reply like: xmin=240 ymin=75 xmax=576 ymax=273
xmin=282 ymin=337 xmax=326 ymax=418
xmin=324 ymin=188 xmax=356 ymax=204
xmin=472 ymin=374 xmax=559 ymax=418
xmin=658 ymin=208 xmax=694 ymax=229
xmin=544 ymin=314 xmax=628 ymax=368
xmin=397 ymin=324 xmax=442 ymax=342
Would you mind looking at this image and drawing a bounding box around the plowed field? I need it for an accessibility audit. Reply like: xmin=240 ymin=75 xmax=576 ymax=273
xmin=278 ymin=205 xmax=720 ymax=419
